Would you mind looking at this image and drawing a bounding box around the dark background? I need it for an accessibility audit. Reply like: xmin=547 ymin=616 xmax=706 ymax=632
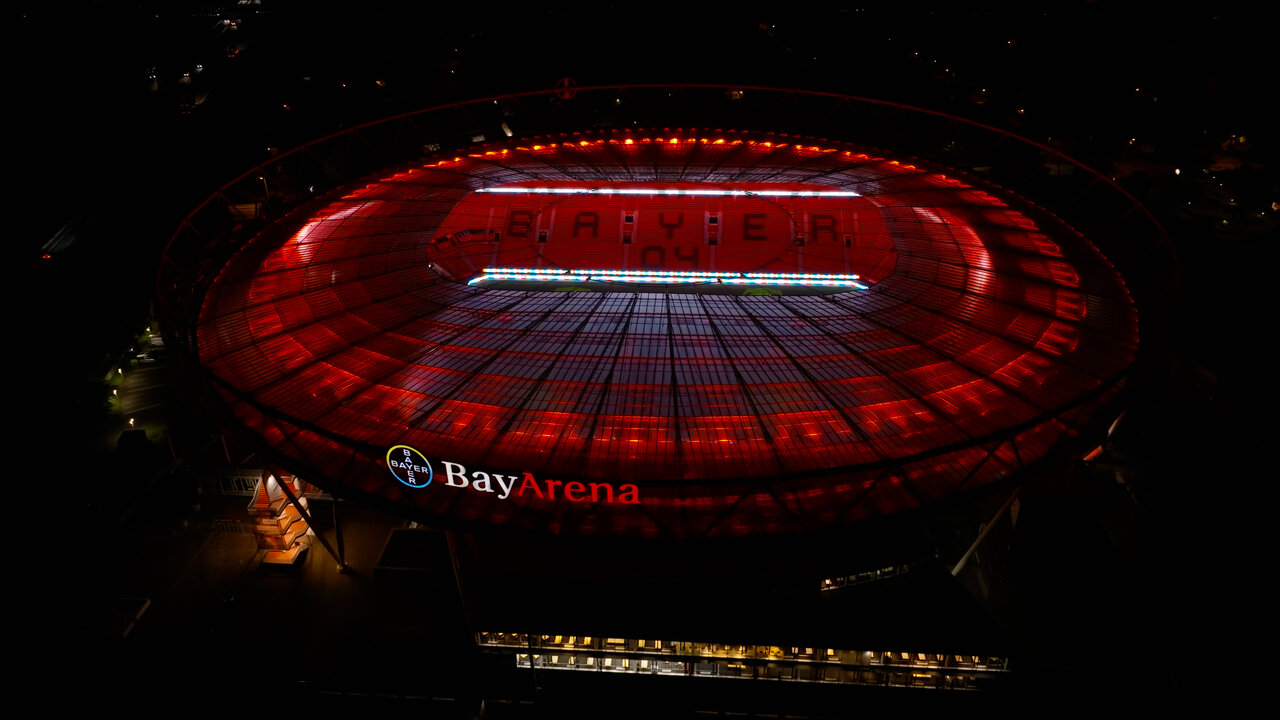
xmin=11 ymin=0 xmax=1275 ymax=708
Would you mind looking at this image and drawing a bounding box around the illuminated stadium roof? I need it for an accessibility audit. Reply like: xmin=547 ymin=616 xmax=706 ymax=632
xmin=187 ymin=111 xmax=1140 ymax=539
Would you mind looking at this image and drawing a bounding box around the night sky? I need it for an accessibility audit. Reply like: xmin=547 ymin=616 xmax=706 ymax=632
xmin=11 ymin=1 xmax=1274 ymax=705
xmin=18 ymin=2 xmax=1275 ymax=349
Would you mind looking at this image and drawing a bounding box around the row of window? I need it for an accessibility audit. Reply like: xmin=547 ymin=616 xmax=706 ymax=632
xmin=477 ymin=633 xmax=1006 ymax=689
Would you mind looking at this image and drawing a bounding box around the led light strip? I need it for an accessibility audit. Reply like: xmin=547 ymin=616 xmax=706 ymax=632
xmin=468 ymin=268 xmax=869 ymax=289
xmin=476 ymin=187 xmax=860 ymax=198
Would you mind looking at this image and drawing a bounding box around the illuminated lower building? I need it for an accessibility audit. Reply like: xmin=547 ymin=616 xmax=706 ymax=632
xmin=476 ymin=634 xmax=1007 ymax=691
xmin=161 ymin=86 xmax=1169 ymax=697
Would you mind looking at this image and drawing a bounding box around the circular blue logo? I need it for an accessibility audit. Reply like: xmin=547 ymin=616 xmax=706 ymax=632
xmin=386 ymin=445 xmax=433 ymax=488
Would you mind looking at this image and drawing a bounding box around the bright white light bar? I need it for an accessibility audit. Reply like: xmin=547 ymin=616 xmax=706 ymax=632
xmin=476 ymin=187 xmax=860 ymax=198
xmin=468 ymin=270 xmax=587 ymax=285
xmin=468 ymin=267 xmax=868 ymax=289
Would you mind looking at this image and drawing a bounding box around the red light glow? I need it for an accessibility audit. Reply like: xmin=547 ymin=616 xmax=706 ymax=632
xmin=196 ymin=129 xmax=1137 ymax=538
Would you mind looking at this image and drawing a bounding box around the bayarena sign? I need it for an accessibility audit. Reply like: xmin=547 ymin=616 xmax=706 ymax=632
xmin=387 ymin=445 xmax=642 ymax=505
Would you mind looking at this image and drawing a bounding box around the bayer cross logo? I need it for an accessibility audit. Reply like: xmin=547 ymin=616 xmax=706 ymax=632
xmin=386 ymin=445 xmax=432 ymax=488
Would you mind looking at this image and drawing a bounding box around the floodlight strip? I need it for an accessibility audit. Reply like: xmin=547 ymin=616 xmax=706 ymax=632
xmin=468 ymin=268 xmax=869 ymax=289
xmin=476 ymin=187 xmax=860 ymax=198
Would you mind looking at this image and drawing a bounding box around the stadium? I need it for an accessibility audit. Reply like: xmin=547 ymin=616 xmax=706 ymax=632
xmin=159 ymin=85 xmax=1171 ymax=693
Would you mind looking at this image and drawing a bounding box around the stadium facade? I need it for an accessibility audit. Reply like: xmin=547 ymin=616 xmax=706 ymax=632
xmin=161 ymin=86 xmax=1171 ymax=693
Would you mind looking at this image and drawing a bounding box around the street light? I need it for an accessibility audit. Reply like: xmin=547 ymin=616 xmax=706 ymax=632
xmin=259 ymin=175 xmax=270 ymax=217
